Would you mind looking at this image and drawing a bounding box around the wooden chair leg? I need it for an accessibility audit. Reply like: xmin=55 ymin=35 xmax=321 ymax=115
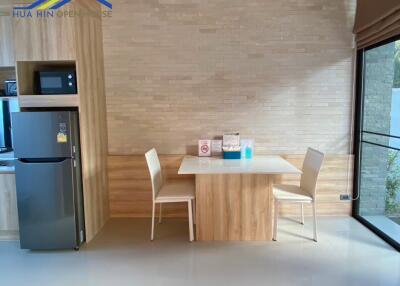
xmin=151 ymin=202 xmax=155 ymax=241
xmin=312 ymin=201 xmax=317 ymax=242
xmin=273 ymin=199 xmax=279 ymax=241
xmin=301 ymin=203 xmax=304 ymax=225
xmin=188 ymin=200 xmax=194 ymax=242
xmin=158 ymin=203 xmax=162 ymax=224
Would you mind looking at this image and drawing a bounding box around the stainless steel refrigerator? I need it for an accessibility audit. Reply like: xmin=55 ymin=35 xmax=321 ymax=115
xmin=12 ymin=111 xmax=85 ymax=250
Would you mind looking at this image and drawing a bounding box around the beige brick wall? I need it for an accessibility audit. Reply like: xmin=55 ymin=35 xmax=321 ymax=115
xmin=103 ymin=0 xmax=356 ymax=155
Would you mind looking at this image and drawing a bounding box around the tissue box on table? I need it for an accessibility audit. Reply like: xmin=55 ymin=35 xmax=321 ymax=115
xmin=222 ymin=145 xmax=241 ymax=159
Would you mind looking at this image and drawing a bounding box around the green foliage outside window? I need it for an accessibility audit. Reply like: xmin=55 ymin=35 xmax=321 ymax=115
xmin=386 ymin=150 xmax=400 ymax=216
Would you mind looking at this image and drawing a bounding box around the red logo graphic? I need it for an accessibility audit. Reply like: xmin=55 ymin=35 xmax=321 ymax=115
xmin=201 ymin=144 xmax=209 ymax=154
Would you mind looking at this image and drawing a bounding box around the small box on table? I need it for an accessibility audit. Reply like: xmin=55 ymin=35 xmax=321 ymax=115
xmin=222 ymin=145 xmax=241 ymax=160
xmin=198 ymin=140 xmax=211 ymax=157
xmin=223 ymin=150 xmax=241 ymax=159
xmin=222 ymin=132 xmax=241 ymax=159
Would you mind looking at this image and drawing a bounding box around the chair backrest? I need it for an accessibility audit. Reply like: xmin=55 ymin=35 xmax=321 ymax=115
xmin=300 ymin=148 xmax=325 ymax=199
xmin=145 ymin=148 xmax=163 ymax=201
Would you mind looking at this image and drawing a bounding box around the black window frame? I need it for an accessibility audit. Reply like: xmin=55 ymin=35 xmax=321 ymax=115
xmin=353 ymin=35 xmax=400 ymax=252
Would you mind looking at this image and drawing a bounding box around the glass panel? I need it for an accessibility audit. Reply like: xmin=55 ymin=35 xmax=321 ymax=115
xmin=362 ymin=41 xmax=400 ymax=137
xmin=359 ymin=143 xmax=400 ymax=244
xmin=362 ymin=132 xmax=400 ymax=150
xmin=41 ymin=77 xmax=62 ymax=89
xmin=358 ymin=39 xmax=400 ymax=247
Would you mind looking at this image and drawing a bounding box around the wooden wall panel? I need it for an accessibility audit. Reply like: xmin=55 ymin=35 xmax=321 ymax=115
xmin=103 ymin=0 xmax=356 ymax=155
xmin=18 ymin=94 xmax=78 ymax=108
xmin=196 ymin=174 xmax=273 ymax=241
xmin=108 ymin=155 xmax=193 ymax=218
xmin=12 ymin=3 xmax=76 ymax=61
xmin=279 ymin=155 xmax=353 ymax=216
xmin=108 ymin=154 xmax=353 ymax=218
xmin=0 ymin=173 xmax=19 ymax=240
xmin=74 ymin=0 xmax=109 ymax=242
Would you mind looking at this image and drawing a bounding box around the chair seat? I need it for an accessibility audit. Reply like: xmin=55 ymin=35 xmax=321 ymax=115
xmin=155 ymin=179 xmax=195 ymax=202
xmin=273 ymin=184 xmax=313 ymax=202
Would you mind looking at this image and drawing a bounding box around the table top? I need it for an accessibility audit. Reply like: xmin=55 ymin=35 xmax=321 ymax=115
xmin=178 ymin=155 xmax=302 ymax=175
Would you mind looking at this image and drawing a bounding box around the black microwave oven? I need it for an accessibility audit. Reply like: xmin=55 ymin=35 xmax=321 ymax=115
xmin=35 ymin=71 xmax=77 ymax=95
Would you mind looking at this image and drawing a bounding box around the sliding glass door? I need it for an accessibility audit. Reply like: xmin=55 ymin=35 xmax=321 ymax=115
xmin=355 ymin=37 xmax=400 ymax=251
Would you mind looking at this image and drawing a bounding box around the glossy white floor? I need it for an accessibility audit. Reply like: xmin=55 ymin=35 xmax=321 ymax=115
xmin=0 ymin=217 xmax=399 ymax=286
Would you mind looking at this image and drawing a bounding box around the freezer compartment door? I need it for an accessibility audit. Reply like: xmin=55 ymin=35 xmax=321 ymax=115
xmin=12 ymin=111 xmax=77 ymax=159
xmin=15 ymin=159 xmax=78 ymax=249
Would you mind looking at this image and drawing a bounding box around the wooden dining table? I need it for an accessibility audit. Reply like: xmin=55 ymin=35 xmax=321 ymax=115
xmin=178 ymin=156 xmax=301 ymax=241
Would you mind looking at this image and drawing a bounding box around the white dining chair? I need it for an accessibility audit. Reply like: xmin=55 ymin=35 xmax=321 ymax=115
xmin=273 ymin=148 xmax=324 ymax=242
xmin=145 ymin=148 xmax=195 ymax=242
